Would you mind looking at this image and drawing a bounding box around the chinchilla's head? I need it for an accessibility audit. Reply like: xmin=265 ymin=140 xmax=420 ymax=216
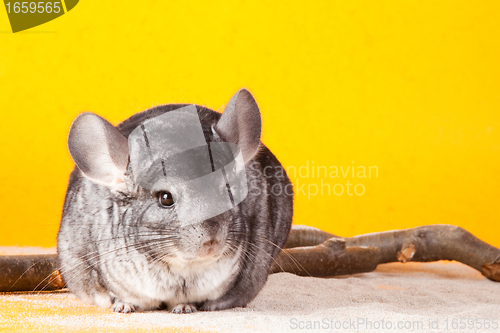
xmin=67 ymin=89 xmax=262 ymax=268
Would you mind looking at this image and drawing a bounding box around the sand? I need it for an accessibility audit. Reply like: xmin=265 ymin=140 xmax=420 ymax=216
xmin=1 ymin=248 xmax=499 ymax=333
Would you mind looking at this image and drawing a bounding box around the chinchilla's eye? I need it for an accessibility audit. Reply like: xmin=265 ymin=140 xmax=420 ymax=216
xmin=158 ymin=191 xmax=175 ymax=208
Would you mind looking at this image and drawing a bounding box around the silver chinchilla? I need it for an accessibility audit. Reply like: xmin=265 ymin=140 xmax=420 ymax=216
xmin=57 ymin=89 xmax=293 ymax=313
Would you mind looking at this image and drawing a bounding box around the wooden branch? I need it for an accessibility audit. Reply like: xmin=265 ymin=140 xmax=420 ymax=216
xmin=272 ymin=224 xmax=500 ymax=282
xmin=0 ymin=254 xmax=64 ymax=292
xmin=282 ymin=225 xmax=338 ymax=248
xmin=272 ymin=237 xmax=380 ymax=276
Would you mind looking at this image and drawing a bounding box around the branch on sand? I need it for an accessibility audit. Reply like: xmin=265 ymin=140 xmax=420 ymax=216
xmin=271 ymin=224 xmax=500 ymax=282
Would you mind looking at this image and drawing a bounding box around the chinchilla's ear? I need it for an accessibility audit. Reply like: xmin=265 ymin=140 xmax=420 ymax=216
xmin=68 ymin=112 xmax=129 ymax=189
xmin=214 ymin=89 xmax=262 ymax=163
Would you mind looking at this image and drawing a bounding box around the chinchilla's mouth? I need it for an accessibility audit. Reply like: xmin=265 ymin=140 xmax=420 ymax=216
xmin=165 ymin=253 xmax=223 ymax=272
xmin=179 ymin=250 xmax=224 ymax=262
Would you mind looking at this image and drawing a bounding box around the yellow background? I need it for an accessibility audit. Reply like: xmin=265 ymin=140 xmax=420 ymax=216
xmin=0 ymin=1 xmax=499 ymax=248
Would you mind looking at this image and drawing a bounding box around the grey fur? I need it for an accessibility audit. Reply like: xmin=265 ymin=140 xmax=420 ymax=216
xmin=57 ymin=89 xmax=293 ymax=313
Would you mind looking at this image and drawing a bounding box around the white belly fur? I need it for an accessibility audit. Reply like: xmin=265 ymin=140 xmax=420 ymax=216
xmin=103 ymin=247 xmax=242 ymax=310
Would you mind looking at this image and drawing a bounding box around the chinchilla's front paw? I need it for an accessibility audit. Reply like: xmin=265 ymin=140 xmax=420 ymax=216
xmin=171 ymin=303 xmax=197 ymax=314
xmin=111 ymin=300 xmax=136 ymax=313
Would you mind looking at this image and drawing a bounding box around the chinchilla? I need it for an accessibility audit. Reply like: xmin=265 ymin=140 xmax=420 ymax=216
xmin=57 ymin=89 xmax=293 ymax=313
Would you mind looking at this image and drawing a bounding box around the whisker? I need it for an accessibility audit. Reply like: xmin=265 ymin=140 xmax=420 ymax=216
xmin=229 ymin=231 xmax=309 ymax=276
xmin=36 ymin=237 xmax=178 ymax=294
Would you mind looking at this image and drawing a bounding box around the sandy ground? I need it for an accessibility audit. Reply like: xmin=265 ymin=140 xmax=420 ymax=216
xmin=1 ymin=248 xmax=499 ymax=333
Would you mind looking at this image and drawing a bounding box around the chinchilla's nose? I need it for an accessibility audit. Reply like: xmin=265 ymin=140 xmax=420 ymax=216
xmin=201 ymin=238 xmax=221 ymax=256
xmin=199 ymin=219 xmax=221 ymax=256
